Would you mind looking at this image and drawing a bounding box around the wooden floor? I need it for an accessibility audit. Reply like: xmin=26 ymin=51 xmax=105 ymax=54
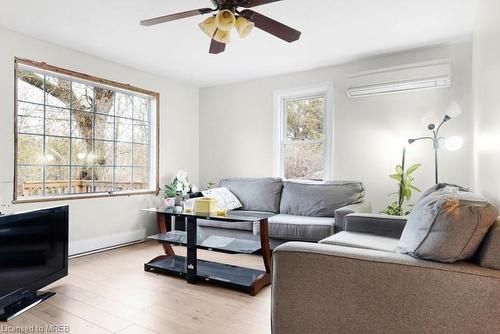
xmin=4 ymin=241 xmax=271 ymax=334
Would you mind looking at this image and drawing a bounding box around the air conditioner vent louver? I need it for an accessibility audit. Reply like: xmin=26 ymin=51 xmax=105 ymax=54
xmin=346 ymin=60 xmax=451 ymax=98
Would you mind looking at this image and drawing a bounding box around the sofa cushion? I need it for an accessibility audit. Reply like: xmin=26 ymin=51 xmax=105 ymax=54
xmin=220 ymin=178 xmax=283 ymax=213
xmin=253 ymin=214 xmax=335 ymax=242
xmin=319 ymin=231 xmax=400 ymax=253
xmin=477 ymin=219 xmax=500 ymax=270
xmin=279 ymin=181 xmax=364 ymax=217
xmin=397 ymin=186 xmax=499 ymax=263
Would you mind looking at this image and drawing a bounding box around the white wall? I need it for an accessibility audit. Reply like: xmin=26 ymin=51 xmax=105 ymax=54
xmin=199 ymin=42 xmax=473 ymax=211
xmin=0 ymin=27 xmax=199 ymax=254
xmin=473 ymin=0 xmax=500 ymax=206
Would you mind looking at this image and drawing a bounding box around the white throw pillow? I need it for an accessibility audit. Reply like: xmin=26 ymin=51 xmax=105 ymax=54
xmin=201 ymin=187 xmax=242 ymax=211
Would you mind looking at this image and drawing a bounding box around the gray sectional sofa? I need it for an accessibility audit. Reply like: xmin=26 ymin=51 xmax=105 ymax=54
xmin=197 ymin=177 xmax=371 ymax=243
xmin=271 ymin=186 xmax=500 ymax=334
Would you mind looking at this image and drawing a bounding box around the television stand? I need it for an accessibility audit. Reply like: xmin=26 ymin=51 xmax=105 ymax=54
xmin=0 ymin=291 xmax=55 ymax=321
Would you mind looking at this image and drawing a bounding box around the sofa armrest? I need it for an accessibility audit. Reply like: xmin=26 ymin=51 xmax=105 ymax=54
xmin=344 ymin=213 xmax=407 ymax=238
xmin=334 ymin=201 xmax=372 ymax=231
xmin=272 ymin=242 xmax=500 ymax=334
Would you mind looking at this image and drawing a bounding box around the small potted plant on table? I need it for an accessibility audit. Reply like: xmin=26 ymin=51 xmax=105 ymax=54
xmin=163 ymin=184 xmax=177 ymax=208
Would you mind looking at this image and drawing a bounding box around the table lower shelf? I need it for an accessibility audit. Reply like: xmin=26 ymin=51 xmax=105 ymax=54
xmin=144 ymin=255 xmax=270 ymax=294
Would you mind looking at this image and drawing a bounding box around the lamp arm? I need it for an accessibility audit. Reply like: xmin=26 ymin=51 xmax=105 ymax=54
xmin=409 ymin=136 xmax=434 ymax=143
xmin=435 ymin=117 xmax=449 ymax=135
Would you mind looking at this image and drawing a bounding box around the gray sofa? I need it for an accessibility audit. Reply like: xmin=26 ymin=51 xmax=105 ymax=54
xmin=272 ymin=213 xmax=500 ymax=334
xmin=197 ymin=177 xmax=371 ymax=243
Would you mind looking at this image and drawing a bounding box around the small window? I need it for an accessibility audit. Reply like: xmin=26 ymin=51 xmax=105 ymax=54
xmin=14 ymin=59 xmax=159 ymax=202
xmin=274 ymin=84 xmax=333 ymax=181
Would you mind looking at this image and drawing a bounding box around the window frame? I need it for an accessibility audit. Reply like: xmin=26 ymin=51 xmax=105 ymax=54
xmin=273 ymin=83 xmax=334 ymax=181
xmin=13 ymin=57 xmax=160 ymax=204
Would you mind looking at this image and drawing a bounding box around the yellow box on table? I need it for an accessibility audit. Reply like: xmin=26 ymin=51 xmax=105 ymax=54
xmin=194 ymin=198 xmax=219 ymax=214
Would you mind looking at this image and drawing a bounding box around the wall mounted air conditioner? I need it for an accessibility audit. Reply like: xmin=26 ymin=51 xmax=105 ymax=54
xmin=346 ymin=60 xmax=451 ymax=98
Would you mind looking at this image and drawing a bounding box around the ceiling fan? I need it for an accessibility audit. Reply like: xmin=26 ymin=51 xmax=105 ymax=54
xmin=140 ymin=0 xmax=301 ymax=54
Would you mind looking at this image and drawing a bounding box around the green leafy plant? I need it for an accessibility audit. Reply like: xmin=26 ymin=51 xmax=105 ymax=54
xmin=164 ymin=183 xmax=177 ymax=198
xmin=381 ymin=148 xmax=421 ymax=216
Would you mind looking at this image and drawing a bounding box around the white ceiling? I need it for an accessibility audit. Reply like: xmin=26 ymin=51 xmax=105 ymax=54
xmin=0 ymin=0 xmax=476 ymax=87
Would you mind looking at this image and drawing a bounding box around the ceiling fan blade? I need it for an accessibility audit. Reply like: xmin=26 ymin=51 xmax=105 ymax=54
xmin=140 ymin=8 xmax=213 ymax=26
xmin=209 ymin=39 xmax=226 ymax=54
xmin=239 ymin=9 xmax=301 ymax=42
xmin=237 ymin=0 xmax=283 ymax=8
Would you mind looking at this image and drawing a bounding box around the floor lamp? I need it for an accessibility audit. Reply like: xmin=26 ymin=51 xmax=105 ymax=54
xmin=408 ymin=114 xmax=463 ymax=184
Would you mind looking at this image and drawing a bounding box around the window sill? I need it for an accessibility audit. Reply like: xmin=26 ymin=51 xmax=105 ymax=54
xmin=12 ymin=190 xmax=159 ymax=204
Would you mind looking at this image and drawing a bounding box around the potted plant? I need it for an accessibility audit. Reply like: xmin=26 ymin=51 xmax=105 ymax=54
xmin=172 ymin=170 xmax=193 ymax=205
xmin=163 ymin=183 xmax=177 ymax=208
xmin=381 ymin=148 xmax=421 ymax=216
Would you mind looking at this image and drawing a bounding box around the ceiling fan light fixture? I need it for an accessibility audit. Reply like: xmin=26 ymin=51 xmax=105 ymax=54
xmin=215 ymin=9 xmax=236 ymax=32
xmin=213 ymin=29 xmax=231 ymax=44
xmin=235 ymin=16 xmax=254 ymax=38
xmin=199 ymin=16 xmax=217 ymax=38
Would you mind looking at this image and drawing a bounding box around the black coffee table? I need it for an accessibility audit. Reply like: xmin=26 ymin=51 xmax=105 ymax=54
xmin=143 ymin=208 xmax=275 ymax=296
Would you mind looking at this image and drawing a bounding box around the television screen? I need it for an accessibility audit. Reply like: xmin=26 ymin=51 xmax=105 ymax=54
xmin=0 ymin=206 xmax=68 ymax=308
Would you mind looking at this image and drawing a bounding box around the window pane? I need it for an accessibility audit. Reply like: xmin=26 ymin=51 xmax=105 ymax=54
xmin=95 ymin=87 xmax=115 ymax=114
xmin=287 ymin=97 xmax=324 ymax=141
xmin=133 ymin=121 xmax=149 ymax=144
xmin=17 ymin=165 xmax=43 ymax=197
xmin=45 ymin=166 xmax=70 ymax=195
xmin=46 ymin=106 xmax=70 ymax=137
xmin=133 ymin=167 xmax=148 ymax=190
xmin=94 ymin=140 xmax=114 ymax=166
xmin=133 ymin=96 xmax=149 ymax=121
xmin=16 ymin=67 xmax=154 ymax=199
xmin=284 ymin=143 xmax=324 ymax=180
xmin=17 ymin=70 xmax=44 ymax=104
xmin=133 ymin=144 xmax=149 ymax=166
xmin=18 ymin=102 xmax=44 ymax=134
xmin=72 ymin=110 xmax=93 ymax=138
xmin=115 ymin=93 xmax=132 ymax=118
xmin=72 ymin=139 xmax=92 ymax=165
xmin=115 ymin=167 xmax=132 ymax=191
xmin=72 ymin=82 xmax=94 ymax=111
xmin=46 ymin=75 xmax=71 ymax=108
xmin=95 ymin=114 xmax=114 ymax=141
xmin=17 ymin=134 xmax=44 ymax=164
xmin=94 ymin=167 xmax=113 ymax=192
xmin=71 ymin=167 xmax=93 ymax=194
xmin=116 ymin=142 xmax=132 ymax=166
xmin=116 ymin=117 xmax=132 ymax=142
xmin=46 ymin=136 xmax=70 ymax=164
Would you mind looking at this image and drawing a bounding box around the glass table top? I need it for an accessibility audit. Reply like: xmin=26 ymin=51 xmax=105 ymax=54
xmin=143 ymin=207 xmax=275 ymax=222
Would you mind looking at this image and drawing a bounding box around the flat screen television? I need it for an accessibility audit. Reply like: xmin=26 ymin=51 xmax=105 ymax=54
xmin=0 ymin=206 xmax=68 ymax=321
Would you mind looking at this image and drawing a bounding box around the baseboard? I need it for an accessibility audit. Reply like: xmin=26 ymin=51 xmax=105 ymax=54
xmin=69 ymin=229 xmax=147 ymax=256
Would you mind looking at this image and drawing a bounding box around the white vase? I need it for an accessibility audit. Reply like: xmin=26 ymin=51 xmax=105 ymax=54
xmin=164 ymin=197 xmax=176 ymax=208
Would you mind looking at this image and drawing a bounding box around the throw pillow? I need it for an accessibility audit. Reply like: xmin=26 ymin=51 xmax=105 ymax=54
xmin=418 ymin=182 xmax=470 ymax=199
xmin=397 ymin=186 xmax=498 ymax=263
xmin=202 ymin=187 xmax=243 ymax=211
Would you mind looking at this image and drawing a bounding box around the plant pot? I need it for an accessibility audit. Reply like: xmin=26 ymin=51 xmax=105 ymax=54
xmin=164 ymin=197 xmax=176 ymax=208
xmin=175 ymin=195 xmax=188 ymax=206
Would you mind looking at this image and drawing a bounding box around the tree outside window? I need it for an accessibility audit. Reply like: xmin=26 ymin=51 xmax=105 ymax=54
xmin=15 ymin=62 xmax=156 ymax=200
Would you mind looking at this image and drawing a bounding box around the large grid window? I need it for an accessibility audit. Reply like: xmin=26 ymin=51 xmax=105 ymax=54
xmin=15 ymin=60 xmax=158 ymax=201
xmin=274 ymin=85 xmax=333 ymax=181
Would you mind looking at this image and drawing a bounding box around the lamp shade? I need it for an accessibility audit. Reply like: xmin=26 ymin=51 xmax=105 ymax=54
xmin=215 ymin=10 xmax=236 ymax=32
xmin=199 ymin=16 xmax=217 ymax=38
xmin=213 ymin=29 xmax=231 ymax=44
xmin=445 ymin=101 xmax=462 ymax=119
xmin=445 ymin=136 xmax=463 ymax=151
xmin=235 ymin=16 xmax=254 ymax=38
